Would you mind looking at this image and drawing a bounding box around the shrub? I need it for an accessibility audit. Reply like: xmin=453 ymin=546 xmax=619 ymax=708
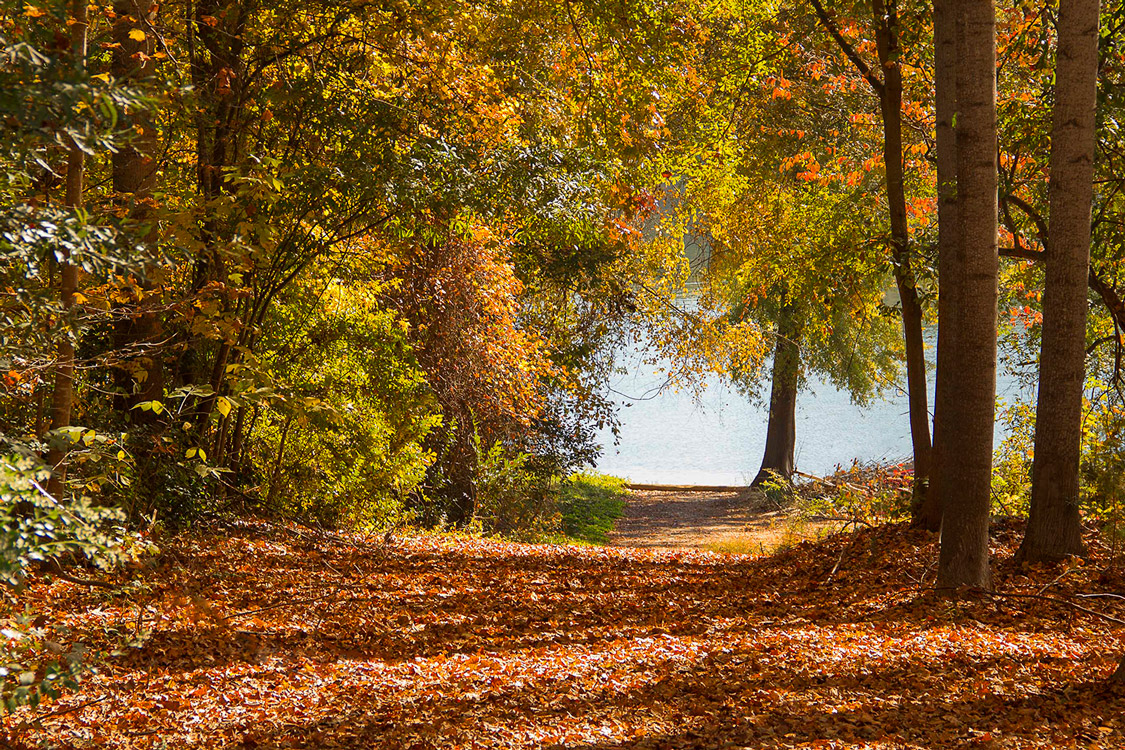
xmin=793 ymin=461 xmax=913 ymax=525
xmin=0 ymin=456 xmax=149 ymax=711
xmin=1081 ymin=396 xmax=1125 ymax=550
xmin=472 ymin=439 xmax=560 ymax=540
xmin=557 ymin=472 xmax=628 ymax=544
xmin=992 ymin=398 xmax=1036 ymax=517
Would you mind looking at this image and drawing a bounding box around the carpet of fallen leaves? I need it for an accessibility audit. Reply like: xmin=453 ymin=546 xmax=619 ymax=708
xmin=7 ymin=519 xmax=1125 ymax=749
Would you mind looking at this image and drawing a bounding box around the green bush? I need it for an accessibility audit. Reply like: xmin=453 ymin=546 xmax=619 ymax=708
xmin=249 ymin=281 xmax=440 ymax=530
xmin=0 ymin=457 xmax=140 ymax=587
xmin=992 ymin=398 xmax=1035 ymax=517
xmin=1080 ymin=393 xmax=1125 ymax=548
xmin=0 ymin=610 xmax=86 ymax=713
xmin=472 ymin=439 xmax=560 ymax=540
xmin=991 ymin=388 xmax=1125 ymax=549
xmin=0 ymin=456 xmax=149 ymax=711
xmin=557 ymin=472 xmax=628 ymax=544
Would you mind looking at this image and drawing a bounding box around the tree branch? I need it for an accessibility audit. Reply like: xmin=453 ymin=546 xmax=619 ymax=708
xmin=981 ymin=588 xmax=1125 ymax=628
xmin=998 ymin=246 xmax=1125 ymax=335
xmin=43 ymin=558 xmax=121 ymax=590
xmin=808 ymin=0 xmax=884 ymax=95
xmin=998 ymin=246 xmax=1043 ymax=262
xmin=1002 ymin=193 xmax=1049 ymax=247
xmin=1088 ymin=267 xmax=1125 ymax=332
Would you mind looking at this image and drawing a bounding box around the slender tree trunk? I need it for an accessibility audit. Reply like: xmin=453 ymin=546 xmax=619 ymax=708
xmin=922 ymin=0 xmax=960 ymax=531
xmin=810 ymin=0 xmax=932 ymax=503
xmin=230 ymin=405 xmax=248 ymax=469
xmin=266 ymin=414 xmax=294 ymax=508
xmin=34 ymin=384 xmax=46 ymax=437
xmin=187 ymin=0 xmax=245 ymax=423
xmin=212 ymin=413 xmax=231 ymax=466
xmin=937 ymin=0 xmax=999 ymax=590
xmin=752 ymin=302 xmax=800 ymax=487
xmin=46 ymin=0 xmax=88 ymax=496
xmin=1018 ymin=0 xmax=1100 ymax=562
xmin=112 ymin=0 xmax=164 ymax=418
xmin=873 ymin=0 xmax=933 ymax=512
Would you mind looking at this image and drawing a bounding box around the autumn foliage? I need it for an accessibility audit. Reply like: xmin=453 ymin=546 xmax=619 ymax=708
xmin=5 ymin=0 xmax=1125 ymax=739
xmin=6 ymin=520 xmax=1125 ymax=747
xmin=388 ymin=236 xmax=555 ymax=439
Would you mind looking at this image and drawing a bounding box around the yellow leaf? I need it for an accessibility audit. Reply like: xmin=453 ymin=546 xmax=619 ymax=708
xmin=93 ymin=72 xmax=111 ymax=83
xmin=24 ymin=4 xmax=46 ymax=17
xmin=128 ymin=28 xmax=145 ymax=41
xmin=216 ymin=396 xmax=231 ymax=418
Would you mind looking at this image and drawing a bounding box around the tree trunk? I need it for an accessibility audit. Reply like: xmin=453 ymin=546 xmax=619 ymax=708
xmin=46 ymin=0 xmax=88 ymax=496
xmin=810 ymin=0 xmax=932 ymax=506
xmin=266 ymin=414 xmax=294 ymax=509
xmin=1018 ymin=0 xmax=1100 ymax=562
xmin=752 ymin=302 xmax=800 ymax=487
xmin=937 ymin=0 xmax=999 ymax=590
xmin=873 ymin=0 xmax=933 ymax=516
xmin=922 ymin=0 xmax=960 ymax=532
xmin=230 ymin=405 xmax=248 ymax=470
xmin=112 ymin=0 xmax=164 ymax=418
xmin=186 ymin=0 xmax=245 ymax=423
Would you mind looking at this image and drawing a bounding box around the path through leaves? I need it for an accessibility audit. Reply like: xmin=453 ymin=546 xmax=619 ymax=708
xmin=7 ymin=521 xmax=1125 ymax=748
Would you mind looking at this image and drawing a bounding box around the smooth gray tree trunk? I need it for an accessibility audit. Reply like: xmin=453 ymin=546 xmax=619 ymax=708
xmin=1019 ymin=0 xmax=1100 ymax=562
xmin=922 ymin=0 xmax=959 ymax=532
xmin=937 ymin=0 xmax=999 ymax=590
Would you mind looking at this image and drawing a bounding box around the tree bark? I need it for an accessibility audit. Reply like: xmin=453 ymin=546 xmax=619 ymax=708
xmin=266 ymin=414 xmax=294 ymax=509
xmin=752 ymin=301 xmax=800 ymax=487
xmin=937 ymin=0 xmax=999 ymax=590
xmin=921 ymin=0 xmax=960 ymax=531
xmin=187 ymin=0 xmax=245 ymax=423
xmin=1018 ymin=0 xmax=1100 ymax=562
xmin=46 ymin=0 xmax=88 ymax=496
xmin=873 ymin=0 xmax=933 ymax=515
xmin=809 ymin=0 xmax=932 ymax=503
xmin=112 ymin=0 xmax=164 ymax=419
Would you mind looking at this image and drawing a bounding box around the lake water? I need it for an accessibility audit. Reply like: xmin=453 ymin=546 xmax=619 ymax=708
xmin=593 ymin=343 xmax=1032 ymax=486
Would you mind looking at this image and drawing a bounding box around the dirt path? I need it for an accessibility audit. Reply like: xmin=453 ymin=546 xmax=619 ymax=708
xmin=609 ymin=487 xmax=839 ymax=553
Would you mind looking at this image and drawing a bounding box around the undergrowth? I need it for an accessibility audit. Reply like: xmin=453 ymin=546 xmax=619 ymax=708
xmin=557 ymin=472 xmax=628 ymax=544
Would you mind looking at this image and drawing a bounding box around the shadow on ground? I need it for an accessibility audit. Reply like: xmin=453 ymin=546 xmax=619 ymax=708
xmin=8 ymin=520 xmax=1125 ymax=749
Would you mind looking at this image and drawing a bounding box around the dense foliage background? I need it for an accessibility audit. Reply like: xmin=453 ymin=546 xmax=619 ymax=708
xmin=4 ymin=0 xmax=1125 ymax=727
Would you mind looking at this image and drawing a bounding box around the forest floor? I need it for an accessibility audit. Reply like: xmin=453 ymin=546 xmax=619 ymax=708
xmin=8 ymin=517 xmax=1125 ymax=749
xmin=609 ymin=488 xmax=841 ymax=553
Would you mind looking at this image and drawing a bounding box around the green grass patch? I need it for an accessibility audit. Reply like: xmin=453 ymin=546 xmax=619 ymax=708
xmin=558 ymin=472 xmax=629 ymax=544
